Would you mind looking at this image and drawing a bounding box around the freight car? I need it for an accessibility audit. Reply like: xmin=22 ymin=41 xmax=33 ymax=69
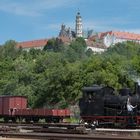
xmin=0 ymin=96 xmax=70 ymax=123
xmin=79 ymin=83 xmax=140 ymax=128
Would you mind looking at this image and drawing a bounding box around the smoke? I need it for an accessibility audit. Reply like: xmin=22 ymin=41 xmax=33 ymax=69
xmin=130 ymin=74 xmax=140 ymax=85
xmin=128 ymin=69 xmax=140 ymax=85
xmin=136 ymin=79 xmax=140 ymax=86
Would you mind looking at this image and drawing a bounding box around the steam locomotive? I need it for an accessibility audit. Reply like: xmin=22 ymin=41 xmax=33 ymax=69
xmin=79 ymin=83 xmax=140 ymax=128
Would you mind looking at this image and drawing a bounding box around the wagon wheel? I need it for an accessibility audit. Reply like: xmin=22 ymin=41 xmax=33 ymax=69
xmin=4 ymin=118 xmax=9 ymax=123
xmin=18 ymin=117 xmax=23 ymax=123
xmin=45 ymin=117 xmax=52 ymax=123
xmin=12 ymin=117 xmax=17 ymax=123
xmin=52 ymin=118 xmax=60 ymax=123
xmin=33 ymin=118 xmax=39 ymax=123
xmin=25 ymin=118 xmax=31 ymax=123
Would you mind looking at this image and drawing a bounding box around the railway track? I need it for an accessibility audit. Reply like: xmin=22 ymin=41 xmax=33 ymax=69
xmin=0 ymin=122 xmax=89 ymax=134
xmin=1 ymin=122 xmax=140 ymax=139
xmin=0 ymin=132 xmax=140 ymax=140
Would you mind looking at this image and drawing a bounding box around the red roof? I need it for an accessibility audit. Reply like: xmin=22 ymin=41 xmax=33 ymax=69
xmin=99 ymin=31 xmax=140 ymax=40
xmin=16 ymin=39 xmax=48 ymax=49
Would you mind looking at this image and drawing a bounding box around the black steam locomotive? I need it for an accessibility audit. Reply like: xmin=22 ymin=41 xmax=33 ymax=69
xmin=79 ymin=83 xmax=140 ymax=128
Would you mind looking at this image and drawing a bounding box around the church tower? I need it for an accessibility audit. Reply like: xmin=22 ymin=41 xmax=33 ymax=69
xmin=75 ymin=12 xmax=83 ymax=37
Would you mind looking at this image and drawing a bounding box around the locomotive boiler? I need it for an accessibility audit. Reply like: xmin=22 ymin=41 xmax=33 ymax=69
xmin=79 ymin=83 xmax=140 ymax=128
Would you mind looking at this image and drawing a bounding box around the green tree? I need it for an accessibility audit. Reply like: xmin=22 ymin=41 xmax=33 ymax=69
xmin=69 ymin=37 xmax=87 ymax=59
xmin=0 ymin=40 xmax=18 ymax=59
xmin=43 ymin=38 xmax=63 ymax=52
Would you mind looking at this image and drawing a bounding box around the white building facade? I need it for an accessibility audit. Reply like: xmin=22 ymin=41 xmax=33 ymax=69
xmin=101 ymin=31 xmax=140 ymax=47
xmin=87 ymin=46 xmax=105 ymax=53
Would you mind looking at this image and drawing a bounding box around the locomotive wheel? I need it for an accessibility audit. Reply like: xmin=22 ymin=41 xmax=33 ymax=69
xmin=120 ymin=123 xmax=127 ymax=129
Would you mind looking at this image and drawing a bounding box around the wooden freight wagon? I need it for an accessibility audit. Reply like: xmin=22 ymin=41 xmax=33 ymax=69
xmin=0 ymin=96 xmax=27 ymax=122
xmin=14 ymin=108 xmax=70 ymax=123
xmin=0 ymin=95 xmax=70 ymax=123
xmin=2 ymin=96 xmax=27 ymax=115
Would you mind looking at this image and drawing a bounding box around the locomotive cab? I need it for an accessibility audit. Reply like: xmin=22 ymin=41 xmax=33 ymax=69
xmin=79 ymin=85 xmax=104 ymax=117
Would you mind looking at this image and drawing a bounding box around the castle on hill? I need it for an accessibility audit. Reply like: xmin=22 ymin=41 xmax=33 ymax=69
xmin=16 ymin=12 xmax=140 ymax=53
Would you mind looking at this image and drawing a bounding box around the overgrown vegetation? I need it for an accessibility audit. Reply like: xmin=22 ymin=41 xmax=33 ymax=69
xmin=0 ymin=39 xmax=140 ymax=108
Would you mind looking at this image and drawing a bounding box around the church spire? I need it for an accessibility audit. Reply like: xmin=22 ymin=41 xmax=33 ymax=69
xmin=75 ymin=11 xmax=83 ymax=37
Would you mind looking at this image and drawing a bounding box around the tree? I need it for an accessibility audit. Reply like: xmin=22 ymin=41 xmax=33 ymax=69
xmin=69 ymin=37 xmax=87 ymax=60
xmin=1 ymin=39 xmax=140 ymax=108
xmin=1 ymin=40 xmax=18 ymax=59
xmin=85 ymin=48 xmax=93 ymax=57
xmin=43 ymin=38 xmax=63 ymax=52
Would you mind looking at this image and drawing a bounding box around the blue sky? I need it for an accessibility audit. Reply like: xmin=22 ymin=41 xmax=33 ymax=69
xmin=0 ymin=0 xmax=140 ymax=44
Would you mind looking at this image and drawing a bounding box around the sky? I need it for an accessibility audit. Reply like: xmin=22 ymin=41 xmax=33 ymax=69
xmin=0 ymin=0 xmax=140 ymax=44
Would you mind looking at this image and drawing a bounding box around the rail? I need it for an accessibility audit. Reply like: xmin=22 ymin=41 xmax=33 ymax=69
xmin=0 ymin=132 xmax=140 ymax=140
